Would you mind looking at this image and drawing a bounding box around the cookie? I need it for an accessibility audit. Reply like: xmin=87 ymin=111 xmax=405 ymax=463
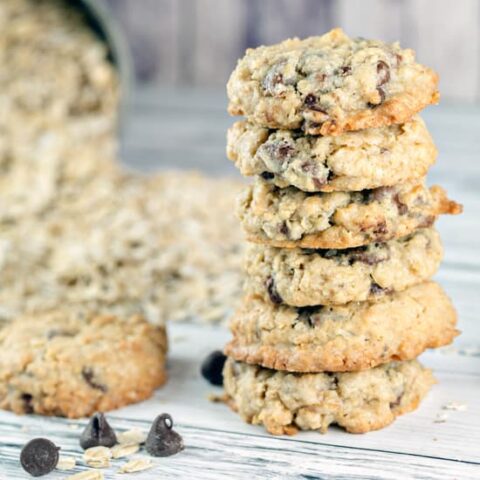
xmin=0 ymin=311 xmax=168 ymax=418
xmin=238 ymin=179 xmax=461 ymax=249
xmin=244 ymin=228 xmax=442 ymax=306
xmin=227 ymin=116 xmax=436 ymax=192
xmin=227 ymin=28 xmax=438 ymax=135
xmin=225 ymin=282 xmax=458 ymax=372
xmin=223 ymin=358 xmax=434 ymax=434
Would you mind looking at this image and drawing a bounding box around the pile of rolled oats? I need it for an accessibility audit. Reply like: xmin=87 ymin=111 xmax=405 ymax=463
xmin=0 ymin=0 xmax=244 ymax=325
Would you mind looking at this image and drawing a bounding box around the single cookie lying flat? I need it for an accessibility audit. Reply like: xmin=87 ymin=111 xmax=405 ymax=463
xmin=223 ymin=358 xmax=434 ymax=434
xmin=244 ymin=228 xmax=442 ymax=306
xmin=238 ymin=180 xmax=461 ymax=249
xmin=0 ymin=311 xmax=167 ymax=418
xmin=225 ymin=282 xmax=458 ymax=372
xmin=227 ymin=116 xmax=436 ymax=192
xmin=227 ymin=29 xmax=438 ymax=135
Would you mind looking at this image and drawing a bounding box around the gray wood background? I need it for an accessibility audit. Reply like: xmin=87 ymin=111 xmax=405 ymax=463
xmin=105 ymin=0 xmax=480 ymax=103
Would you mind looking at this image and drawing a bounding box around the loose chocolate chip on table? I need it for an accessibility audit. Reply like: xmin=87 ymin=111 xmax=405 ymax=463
xmin=266 ymin=276 xmax=283 ymax=304
xmin=80 ymin=412 xmax=117 ymax=450
xmin=20 ymin=438 xmax=60 ymax=477
xmin=146 ymin=413 xmax=184 ymax=457
xmin=201 ymin=350 xmax=227 ymax=386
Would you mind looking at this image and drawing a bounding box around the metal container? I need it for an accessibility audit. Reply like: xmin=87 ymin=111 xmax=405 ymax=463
xmin=69 ymin=0 xmax=132 ymax=125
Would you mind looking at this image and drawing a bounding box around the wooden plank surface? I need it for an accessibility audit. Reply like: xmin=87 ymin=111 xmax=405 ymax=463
xmin=1 ymin=88 xmax=480 ymax=479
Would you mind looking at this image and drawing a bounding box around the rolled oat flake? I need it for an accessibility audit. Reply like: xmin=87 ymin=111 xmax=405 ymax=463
xmin=20 ymin=438 xmax=60 ymax=477
xmin=80 ymin=412 xmax=117 ymax=449
xmin=146 ymin=413 xmax=184 ymax=457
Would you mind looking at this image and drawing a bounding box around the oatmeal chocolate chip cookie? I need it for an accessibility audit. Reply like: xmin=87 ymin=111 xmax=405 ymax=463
xmin=238 ymin=180 xmax=462 ymax=249
xmin=0 ymin=311 xmax=168 ymax=418
xmin=225 ymin=282 xmax=458 ymax=372
xmin=227 ymin=28 xmax=439 ymax=135
xmin=244 ymin=228 xmax=442 ymax=306
xmin=227 ymin=116 xmax=436 ymax=192
xmin=223 ymin=358 xmax=434 ymax=434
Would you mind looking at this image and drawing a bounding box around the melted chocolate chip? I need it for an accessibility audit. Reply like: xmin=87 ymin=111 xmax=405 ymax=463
xmin=303 ymin=93 xmax=328 ymax=113
xmin=201 ymin=350 xmax=226 ymax=386
xmin=279 ymin=221 xmax=289 ymax=236
xmin=417 ymin=215 xmax=435 ymax=229
xmin=80 ymin=412 xmax=117 ymax=450
xmin=376 ymin=60 xmax=390 ymax=86
xmin=260 ymin=171 xmax=274 ymax=180
xmin=389 ymin=391 xmax=404 ymax=409
xmin=297 ymin=306 xmax=322 ymax=327
xmin=146 ymin=414 xmax=184 ymax=457
xmin=393 ymin=193 xmax=408 ymax=215
xmin=82 ymin=367 xmax=107 ymax=392
xmin=263 ymin=140 xmax=295 ymax=165
xmin=370 ymin=282 xmax=391 ymax=295
xmin=373 ymin=221 xmax=388 ymax=236
xmin=338 ymin=65 xmax=351 ymax=75
xmin=20 ymin=438 xmax=59 ymax=477
xmin=266 ymin=276 xmax=283 ymax=304
xmin=21 ymin=393 xmax=34 ymax=414
xmin=349 ymin=250 xmax=384 ymax=266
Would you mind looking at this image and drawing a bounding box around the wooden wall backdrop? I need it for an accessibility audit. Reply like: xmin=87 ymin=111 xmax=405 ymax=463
xmin=104 ymin=0 xmax=480 ymax=103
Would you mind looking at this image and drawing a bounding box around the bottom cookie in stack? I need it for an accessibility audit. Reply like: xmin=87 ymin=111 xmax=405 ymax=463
xmin=0 ymin=310 xmax=168 ymax=418
xmin=223 ymin=281 xmax=457 ymax=434
xmin=223 ymin=358 xmax=434 ymax=434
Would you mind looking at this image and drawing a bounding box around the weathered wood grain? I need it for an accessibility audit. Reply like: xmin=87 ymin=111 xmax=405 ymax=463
xmin=1 ymin=323 xmax=479 ymax=479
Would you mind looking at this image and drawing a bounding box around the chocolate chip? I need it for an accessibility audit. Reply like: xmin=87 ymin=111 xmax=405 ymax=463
xmin=376 ymin=60 xmax=390 ymax=86
xmin=264 ymin=140 xmax=295 ymax=164
xmin=370 ymin=282 xmax=390 ymax=295
xmin=390 ymin=391 xmax=404 ymax=409
xmin=377 ymin=86 xmax=386 ymax=104
xmin=304 ymin=93 xmax=317 ymax=107
xmin=417 ymin=215 xmax=435 ymax=229
xmin=303 ymin=93 xmax=328 ymax=113
xmin=349 ymin=250 xmax=384 ymax=266
xmin=338 ymin=65 xmax=351 ymax=75
xmin=21 ymin=393 xmax=34 ymax=414
xmin=393 ymin=193 xmax=408 ymax=215
xmin=20 ymin=438 xmax=59 ymax=477
xmin=80 ymin=412 xmax=117 ymax=450
xmin=200 ymin=350 xmax=226 ymax=386
xmin=260 ymin=171 xmax=274 ymax=180
xmin=81 ymin=367 xmax=107 ymax=392
xmin=266 ymin=276 xmax=283 ymax=304
xmin=279 ymin=221 xmax=289 ymax=236
xmin=146 ymin=414 xmax=184 ymax=457
xmin=297 ymin=306 xmax=321 ymax=327
xmin=373 ymin=221 xmax=388 ymax=236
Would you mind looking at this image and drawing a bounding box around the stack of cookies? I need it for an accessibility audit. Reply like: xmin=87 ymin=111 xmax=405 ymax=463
xmin=222 ymin=29 xmax=462 ymax=434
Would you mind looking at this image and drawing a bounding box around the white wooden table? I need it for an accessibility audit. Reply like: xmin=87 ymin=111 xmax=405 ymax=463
xmin=1 ymin=88 xmax=479 ymax=479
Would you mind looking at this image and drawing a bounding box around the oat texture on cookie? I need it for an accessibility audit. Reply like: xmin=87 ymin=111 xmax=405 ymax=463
xmin=223 ymin=29 xmax=462 ymax=434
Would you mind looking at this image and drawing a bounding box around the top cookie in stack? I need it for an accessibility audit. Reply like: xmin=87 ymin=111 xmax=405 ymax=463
xmin=222 ymin=29 xmax=462 ymax=435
